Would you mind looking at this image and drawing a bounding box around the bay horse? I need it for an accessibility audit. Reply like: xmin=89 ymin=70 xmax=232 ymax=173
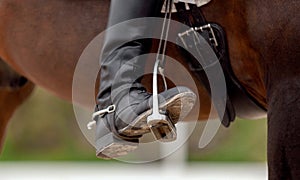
xmin=0 ymin=0 xmax=299 ymax=179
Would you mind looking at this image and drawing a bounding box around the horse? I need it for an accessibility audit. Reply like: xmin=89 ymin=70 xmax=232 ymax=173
xmin=0 ymin=59 xmax=34 ymax=150
xmin=0 ymin=0 xmax=299 ymax=179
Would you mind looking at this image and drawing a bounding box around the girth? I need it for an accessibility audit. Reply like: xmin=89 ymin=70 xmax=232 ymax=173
xmin=174 ymin=2 xmax=267 ymax=127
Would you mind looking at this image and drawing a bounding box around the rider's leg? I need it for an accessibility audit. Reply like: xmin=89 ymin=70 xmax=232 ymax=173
xmin=94 ymin=0 xmax=196 ymax=159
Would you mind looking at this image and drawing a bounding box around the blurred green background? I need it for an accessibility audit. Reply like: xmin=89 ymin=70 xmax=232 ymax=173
xmin=0 ymin=87 xmax=267 ymax=162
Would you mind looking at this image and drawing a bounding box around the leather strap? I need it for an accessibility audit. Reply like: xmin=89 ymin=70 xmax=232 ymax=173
xmin=174 ymin=3 xmax=267 ymax=126
xmin=175 ymin=3 xmax=236 ymax=127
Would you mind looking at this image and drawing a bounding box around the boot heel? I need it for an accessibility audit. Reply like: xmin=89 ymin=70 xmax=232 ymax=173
xmin=96 ymin=132 xmax=139 ymax=159
xmin=147 ymin=114 xmax=177 ymax=142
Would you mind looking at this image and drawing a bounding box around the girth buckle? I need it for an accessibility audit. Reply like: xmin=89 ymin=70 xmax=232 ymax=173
xmin=178 ymin=23 xmax=218 ymax=49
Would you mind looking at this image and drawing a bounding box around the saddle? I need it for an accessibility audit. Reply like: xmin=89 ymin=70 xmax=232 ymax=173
xmin=174 ymin=2 xmax=267 ymax=126
xmin=161 ymin=0 xmax=211 ymax=13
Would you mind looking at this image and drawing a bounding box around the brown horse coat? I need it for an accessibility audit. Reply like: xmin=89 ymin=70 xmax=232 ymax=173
xmin=0 ymin=0 xmax=299 ymax=179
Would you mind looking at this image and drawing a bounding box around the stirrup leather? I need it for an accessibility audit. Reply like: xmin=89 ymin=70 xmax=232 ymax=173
xmin=147 ymin=0 xmax=177 ymax=142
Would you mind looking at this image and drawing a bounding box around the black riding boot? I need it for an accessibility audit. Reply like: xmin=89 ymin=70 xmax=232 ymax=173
xmin=94 ymin=0 xmax=196 ymax=159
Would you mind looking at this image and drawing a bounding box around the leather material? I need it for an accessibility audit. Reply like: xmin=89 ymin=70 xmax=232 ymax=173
xmin=95 ymin=86 xmax=195 ymax=141
xmin=186 ymin=5 xmax=267 ymax=119
xmin=96 ymin=0 xmax=185 ymax=139
xmin=175 ymin=3 xmax=236 ymax=127
xmin=97 ymin=0 xmax=165 ymax=111
xmin=175 ymin=3 xmax=266 ymax=126
xmin=94 ymin=0 xmax=195 ymax=158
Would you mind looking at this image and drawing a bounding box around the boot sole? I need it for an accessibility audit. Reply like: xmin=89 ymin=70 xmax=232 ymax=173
xmin=96 ymin=91 xmax=196 ymax=159
xmin=119 ymin=91 xmax=196 ymax=136
xmin=96 ymin=132 xmax=139 ymax=159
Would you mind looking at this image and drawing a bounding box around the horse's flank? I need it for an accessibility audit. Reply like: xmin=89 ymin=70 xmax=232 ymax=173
xmin=0 ymin=1 xmax=299 ymax=178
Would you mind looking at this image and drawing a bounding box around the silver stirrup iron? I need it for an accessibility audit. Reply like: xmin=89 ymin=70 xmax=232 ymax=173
xmin=147 ymin=0 xmax=177 ymax=142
